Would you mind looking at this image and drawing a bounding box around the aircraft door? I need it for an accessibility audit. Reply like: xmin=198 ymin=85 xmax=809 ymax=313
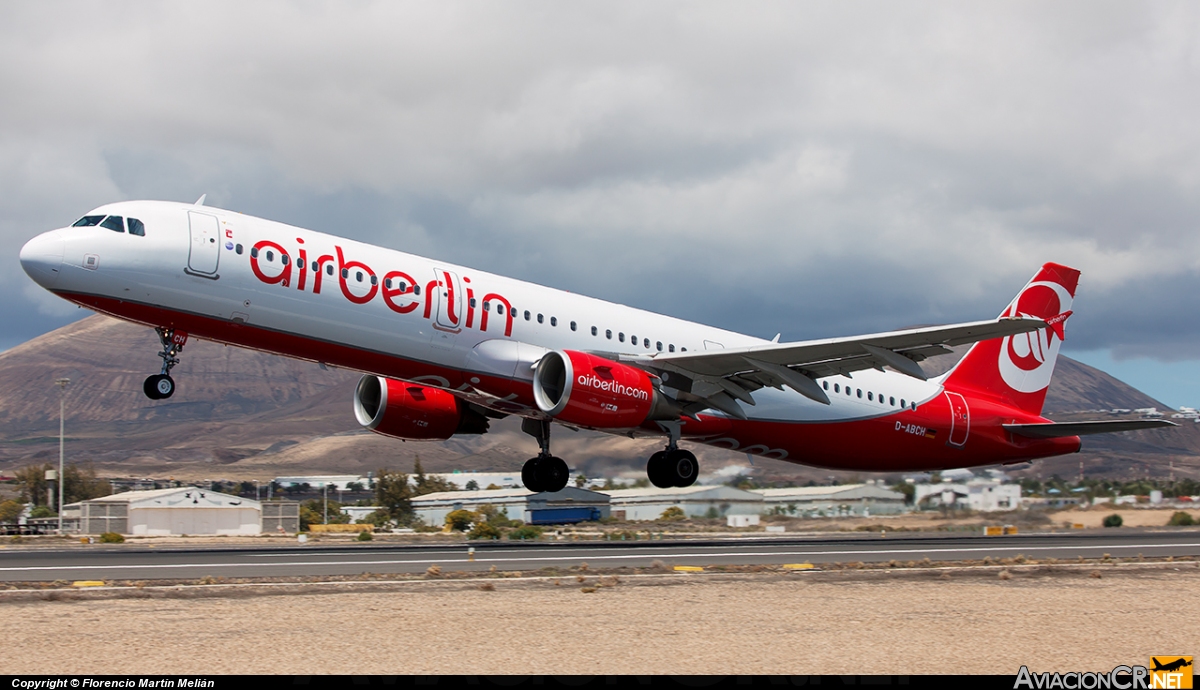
xmin=431 ymin=267 xmax=463 ymax=349
xmin=945 ymin=391 xmax=970 ymax=447
xmin=186 ymin=211 xmax=221 ymax=277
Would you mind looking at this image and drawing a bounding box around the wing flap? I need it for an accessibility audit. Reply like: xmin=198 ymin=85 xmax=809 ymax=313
xmin=1004 ymin=420 xmax=1178 ymax=439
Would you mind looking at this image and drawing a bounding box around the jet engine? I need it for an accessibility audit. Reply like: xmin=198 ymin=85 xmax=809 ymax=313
xmin=532 ymin=350 xmax=678 ymax=428
xmin=353 ymin=375 xmax=488 ymax=440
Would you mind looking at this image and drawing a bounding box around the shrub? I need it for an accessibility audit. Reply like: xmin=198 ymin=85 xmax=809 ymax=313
xmin=659 ymin=506 xmax=686 ymax=521
xmin=357 ymin=530 xmax=373 ymax=541
xmin=508 ymin=525 xmax=543 ymax=541
xmin=1103 ymin=514 xmax=1123 ymax=528
xmin=1168 ymin=511 xmax=1195 ymax=526
xmin=99 ymin=532 xmax=125 ymax=543
xmin=445 ymin=509 xmax=476 ymax=532
xmin=468 ymin=522 xmax=501 ymax=540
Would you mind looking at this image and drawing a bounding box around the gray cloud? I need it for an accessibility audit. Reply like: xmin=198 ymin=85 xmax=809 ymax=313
xmin=4 ymin=2 xmax=1200 ymax=369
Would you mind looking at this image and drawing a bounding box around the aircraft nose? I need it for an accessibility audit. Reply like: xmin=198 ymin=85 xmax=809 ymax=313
xmin=19 ymin=230 xmax=65 ymax=289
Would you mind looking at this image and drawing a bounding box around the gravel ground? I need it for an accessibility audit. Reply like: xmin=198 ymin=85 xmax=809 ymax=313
xmin=3 ymin=565 xmax=1196 ymax=676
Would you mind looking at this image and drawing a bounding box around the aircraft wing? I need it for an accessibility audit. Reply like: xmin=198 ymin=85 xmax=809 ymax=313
xmin=624 ymin=317 xmax=1047 ymax=418
xmin=1004 ymin=420 xmax=1179 ymax=438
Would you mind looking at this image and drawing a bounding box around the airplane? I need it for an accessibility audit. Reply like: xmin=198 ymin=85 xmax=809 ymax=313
xmin=18 ymin=198 xmax=1176 ymax=492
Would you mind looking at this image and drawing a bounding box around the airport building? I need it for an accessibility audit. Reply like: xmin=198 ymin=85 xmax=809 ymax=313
xmin=753 ymin=483 xmax=909 ymax=517
xmin=914 ymin=478 xmax=1021 ymax=512
xmin=605 ymin=485 xmax=763 ymax=521
xmin=72 ymin=487 xmax=299 ymax=536
xmin=411 ymin=487 xmax=610 ymax=526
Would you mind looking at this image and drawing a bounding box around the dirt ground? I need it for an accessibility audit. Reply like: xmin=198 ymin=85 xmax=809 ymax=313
xmin=3 ymin=564 xmax=1196 ymax=675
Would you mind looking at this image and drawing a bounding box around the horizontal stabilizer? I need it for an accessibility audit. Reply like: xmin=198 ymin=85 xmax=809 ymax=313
xmin=1004 ymin=419 xmax=1178 ymax=439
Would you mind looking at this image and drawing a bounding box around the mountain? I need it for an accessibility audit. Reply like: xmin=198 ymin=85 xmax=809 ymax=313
xmin=0 ymin=315 xmax=1194 ymax=483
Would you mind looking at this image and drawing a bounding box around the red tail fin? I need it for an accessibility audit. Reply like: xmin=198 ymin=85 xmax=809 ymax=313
xmin=943 ymin=263 xmax=1080 ymax=415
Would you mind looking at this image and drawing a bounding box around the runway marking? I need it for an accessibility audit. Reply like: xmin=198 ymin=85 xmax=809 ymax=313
xmin=0 ymin=541 xmax=1197 ymax=573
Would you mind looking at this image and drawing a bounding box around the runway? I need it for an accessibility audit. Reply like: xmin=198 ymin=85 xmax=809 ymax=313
xmin=0 ymin=529 xmax=1196 ymax=581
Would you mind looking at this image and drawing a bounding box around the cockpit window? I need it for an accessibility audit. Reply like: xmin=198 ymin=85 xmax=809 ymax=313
xmin=100 ymin=215 xmax=125 ymax=233
xmin=72 ymin=215 xmax=105 ymax=227
xmin=127 ymin=218 xmax=145 ymax=236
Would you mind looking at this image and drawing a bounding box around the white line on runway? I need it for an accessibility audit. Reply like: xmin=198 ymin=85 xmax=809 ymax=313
xmin=0 ymin=541 xmax=1197 ymax=573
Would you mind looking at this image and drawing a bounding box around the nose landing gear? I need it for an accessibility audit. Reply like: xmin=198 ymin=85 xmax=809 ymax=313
xmin=143 ymin=327 xmax=187 ymax=400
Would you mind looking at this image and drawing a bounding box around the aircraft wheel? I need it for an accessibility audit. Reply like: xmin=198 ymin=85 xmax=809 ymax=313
xmin=537 ymin=456 xmax=569 ymax=493
xmin=646 ymin=450 xmax=673 ymax=489
xmin=521 ymin=458 xmax=545 ymax=493
xmin=143 ymin=374 xmax=175 ymax=400
xmin=668 ymin=449 xmax=699 ymax=488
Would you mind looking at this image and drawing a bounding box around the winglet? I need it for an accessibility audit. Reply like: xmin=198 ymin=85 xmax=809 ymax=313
xmin=1045 ymin=310 xmax=1072 ymax=342
xmin=194 ymin=194 xmax=207 ymax=207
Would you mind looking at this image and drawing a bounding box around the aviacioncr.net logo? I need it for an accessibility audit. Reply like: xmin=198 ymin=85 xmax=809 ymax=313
xmin=998 ymin=280 xmax=1074 ymax=394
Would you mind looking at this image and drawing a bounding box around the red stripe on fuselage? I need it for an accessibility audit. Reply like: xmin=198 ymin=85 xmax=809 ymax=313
xmin=57 ymin=290 xmax=1080 ymax=472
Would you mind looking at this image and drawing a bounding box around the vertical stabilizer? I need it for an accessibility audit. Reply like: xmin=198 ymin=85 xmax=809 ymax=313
xmin=942 ymin=263 xmax=1080 ymax=415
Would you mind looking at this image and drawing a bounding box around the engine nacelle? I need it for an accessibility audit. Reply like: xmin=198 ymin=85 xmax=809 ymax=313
xmin=353 ymin=375 xmax=488 ymax=440
xmin=533 ymin=350 xmax=676 ymax=428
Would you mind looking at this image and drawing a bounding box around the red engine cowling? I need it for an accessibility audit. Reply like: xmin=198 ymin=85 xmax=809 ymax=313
xmin=353 ymin=376 xmax=488 ymax=440
xmin=533 ymin=350 xmax=674 ymax=428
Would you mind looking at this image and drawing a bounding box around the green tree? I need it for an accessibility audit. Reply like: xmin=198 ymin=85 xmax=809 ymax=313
xmin=15 ymin=462 xmax=108 ymax=506
xmin=574 ymin=474 xmax=587 ymax=488
xmin=468 ymin=522 xmax=501 ymax=540
xmin=445 ymin=509 xmax=476 ymax=531
xmin=412 ymin=456 xmax=455 ymax=496
xmin=890 ymin=482 xmax=916 ymax=505
xmin=1103 ymin=514 xmax=1124 ymax=528
xmin=1168 ymin=511 xmax=1195 ymax=526
xmin=477 ymin=503 xmax=514 ymax=528
xmin=0 ymin=500 xmax=24 ymax=524
xmin=464 ymin=480 xmax=479 ymax=491
xmin=374 ymin=468 xmax=415 ymax=524
xmin=29 ymin=505 xmax=56 ymax=519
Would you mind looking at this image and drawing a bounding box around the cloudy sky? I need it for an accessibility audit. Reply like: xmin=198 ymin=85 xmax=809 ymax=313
xmin=4 ymin=2 xmax=1200 ymax=406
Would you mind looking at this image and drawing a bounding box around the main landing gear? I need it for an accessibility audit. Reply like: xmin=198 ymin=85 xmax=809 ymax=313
xmin=520 ymin=419 xmax=569 ymax=494
xmin=646 ymin=424 xmax=699 ymax=489
xmin=143 ymin=327 xmax=187 ymax=400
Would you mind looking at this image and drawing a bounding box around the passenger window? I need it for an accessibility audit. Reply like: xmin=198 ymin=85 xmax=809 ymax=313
xmin=857 ymin=389 xmax=862 ymax=398
xmin=668 ymin=344 xmax=675 ymax=352
xmin=890 ymin=396 xmax=895 ymax=406
xmin=846 ymin=387 xmax=852 ymax=396
xmin=524 ymin=310 xmax=531 ymax=321
xmin=267 ymin=251 xmax=275 ymax=262
xmin=630 ymin=335 xmax=636 ymax=346
xmin=127 ymin=218 xmax=146 ymax=236
xmin=550 ymin=316 xmax=557 ymax=327
xmin=681 ymin=347 xmax=687 ymax=352
xmin=900 ymin=399 xmax=906 ymax=408
xmin=370 ymin=275 xmax=378 ymax=286
xmin=537 ymin=313 xmax=544 ymax=324
xmin=483 ymin=301 xmax=490 ymax=312
xmin=619 ymin=333 xmax=626 ymax=343
xmin=341 ymin=268 xmax=348 ymax=278
xmin=656 ymin=342 xmax=663 ymax=351
xmin=251 ymin=247 xmax=259 ymax=258
xmin=72 ymin=215 xmax=105 ymax=227
xmin=496 ymin=304 xmax=502 ymax=314
xmin=236 ymin=244 xmax=243 ymax=255
xmin=282 ymin=254 xmax=289 ymax=264
xmin=606 ymin=330 xmax=612 ymax=340
xmin=414 ymin=285 xmax=421 ymax=295
xmin=911 ymin=402 xmax=917 ymax=411
xmin=100 ymin=215 xmax=124 ymax=233
xmin=326 ymin=265 xmax=334 ymax=276
xmin=297 ymin=258 xmax=303 ymax=268
xmin=644 ymin=338 xmax=650 ymax=349
xmin=834 ymin=384 xmax=840 ymax=393
xmin=470 ymin=298 xmax=477 ymax=308
xmin=571 ymin=321 xmax=577 ymax=332
xmin=356 ymin=271 xmax=363 ymax=282
xmin=868 ymin=392 xmax=873 ymax=401
xmin=822 ymin=381 xmax=829 ymax=390
xmin=591 ymin=326 xmax=598 ymax=336
xmin=312 ymin=261 xmax=318 ymax=271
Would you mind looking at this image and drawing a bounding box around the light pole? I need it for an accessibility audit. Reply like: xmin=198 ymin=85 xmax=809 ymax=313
xmin=55 ymin=377 xmax=70 ymax=534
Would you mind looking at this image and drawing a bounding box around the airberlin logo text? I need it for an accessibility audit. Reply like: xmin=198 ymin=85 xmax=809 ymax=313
xmin=577 ymin=373 xmax=649 ymax=401
xmin=247 ymin=238 xmax=514 ymax=337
